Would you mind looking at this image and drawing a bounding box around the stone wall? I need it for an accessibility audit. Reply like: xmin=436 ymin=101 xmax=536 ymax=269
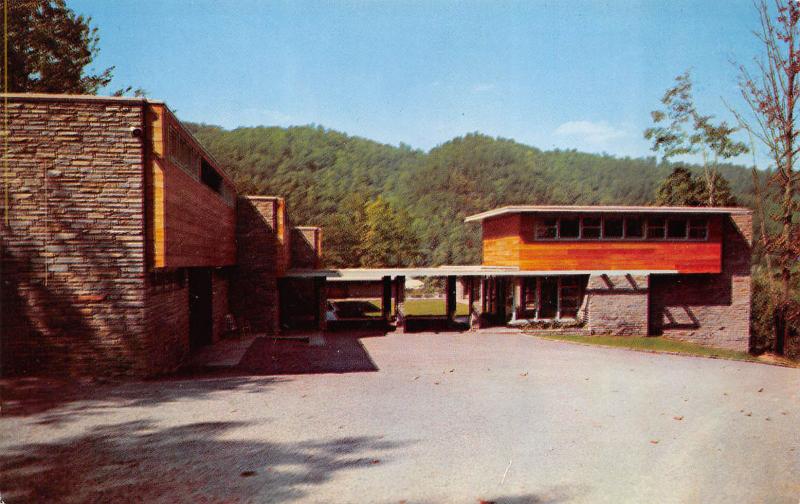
xmin=144 ymin=270 xmax=189 ymax=375
xmin=649 ymin=213 xmax=752 ymax=351
xmin=1 ymin=97 xmax=148 ymax=376
xmin=290 ymin=227 xmax=322 ymax=269
xmin=585 ymin=274 xmax=649 ymax=335
xmin=231 ymin=196 xmax=282 ymax=335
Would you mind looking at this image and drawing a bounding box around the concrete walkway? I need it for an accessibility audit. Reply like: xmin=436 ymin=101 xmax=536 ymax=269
xmin=2 ymin=330 xmax=799 ymax=503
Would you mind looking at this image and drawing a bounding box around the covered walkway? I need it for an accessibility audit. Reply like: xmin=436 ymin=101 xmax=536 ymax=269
xmin=281 ymin=266 xmax=674 ymax=333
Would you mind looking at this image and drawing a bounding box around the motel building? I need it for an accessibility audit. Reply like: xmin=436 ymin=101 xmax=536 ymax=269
xmin=1 ymin=93 xmax=752 ymax=378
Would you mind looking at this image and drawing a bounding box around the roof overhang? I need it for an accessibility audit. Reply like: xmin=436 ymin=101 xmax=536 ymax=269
xmin=284 ymin=266 xmax=678 ymax=280
xmin=464 ymin=205 xmax=752 ymax=223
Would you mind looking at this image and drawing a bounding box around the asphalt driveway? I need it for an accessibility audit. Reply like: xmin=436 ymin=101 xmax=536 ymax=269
xmin=2 ymin=330 xmax=799 ymax=503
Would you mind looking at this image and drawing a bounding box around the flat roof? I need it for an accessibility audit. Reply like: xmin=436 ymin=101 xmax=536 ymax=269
xmin=2 ymin=93 xmax=235 ymax=184
xmin=0 ymin=92 xmax=164 ymax=105
xmin=464 ymin=205 xmax=752 ymax=222
xmin=285 ymin=266 xmax=677 ymax=280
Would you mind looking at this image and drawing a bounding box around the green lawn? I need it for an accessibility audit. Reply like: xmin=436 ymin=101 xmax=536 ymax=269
xmin=332 ymin=298 xmax=469 ymax=317
xmin=532 ymin=333 xmax=760 ymax=362
xmin=402 ymin=298 xmax=470 ymax=316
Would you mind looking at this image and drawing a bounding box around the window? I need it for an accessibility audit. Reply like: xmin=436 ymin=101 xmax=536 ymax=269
xmin=581 ymin=217 xmax=601 ymax=239
xmin=200 ymin=158 xmax=223 ymax=193
xmin=689 ymin=218 xmax=708 ymax=239
xmin=523 ymin=276 xmax=585 ymax=320
xmin=536 ymin=217 xmax=558 ymax=239
xmin=625 ymin=217 xmax=644 ymax=238
xmin=530 ymin=214 xmax=707 ymax=241
xmin=667 ymin=218 xmax=688 ymax=239
xmin=559 ymin=276 xmax=582 ymax=318
xmin=523 ymin=278 xmax=538 ymax=312
xmin=559 ymin=217 xmax=580 ymax=239
xmin=603 ymin=217 xmax=624 ymax=239
xmin=647 ymin=217 xmax=666 ymax=239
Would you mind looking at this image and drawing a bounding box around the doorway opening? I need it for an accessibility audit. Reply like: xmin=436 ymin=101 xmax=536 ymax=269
xmin=188 ymin=268 xmax=213 ymax=349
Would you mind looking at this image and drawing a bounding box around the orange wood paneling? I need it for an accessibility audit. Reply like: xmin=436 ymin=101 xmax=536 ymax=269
xmin=482 ymin=214 xmax=523 ymax=266
xmin=482 ymin=213 xmax=723 ymax=273
xmin=146 ymin=104 xmax=236 ymax=269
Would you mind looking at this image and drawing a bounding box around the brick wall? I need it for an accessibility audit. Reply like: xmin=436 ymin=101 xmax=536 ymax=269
xmin=1 ymin=97 xmax=147 ymax=376
xmin=585 ymin=274 xmax=649 ymax=335
xmin=649 ymin=213 xmax=752 ymax=351
xmin=231 ymin=196 xmax=282 ymax=334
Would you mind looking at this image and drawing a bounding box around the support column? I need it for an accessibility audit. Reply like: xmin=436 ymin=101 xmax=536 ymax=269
xmin=445 ymin=275 xmax=457 ymax=323
xmin=512 ymin=277 xmax=523 ymax=322
xmin=381 ymin=276 xmax=392 ymax=321
xmin=315 ymin=277 xmax=327 ymax=331
xmin=395 ymin=276 xmax=406 ymax=332
xmin=469 ymin=277 xmax=485 ymax=329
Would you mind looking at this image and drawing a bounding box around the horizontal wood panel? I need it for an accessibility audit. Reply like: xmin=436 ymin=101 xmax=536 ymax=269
xmin=160 ymin=137 xmax=236 ymax=268
xmin=482 ymin=213 xmax=723 ymax=273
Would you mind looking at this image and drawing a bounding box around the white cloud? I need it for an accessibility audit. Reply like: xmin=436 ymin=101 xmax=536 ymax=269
xmin=554 ymin=120 xmax=628 ymax=145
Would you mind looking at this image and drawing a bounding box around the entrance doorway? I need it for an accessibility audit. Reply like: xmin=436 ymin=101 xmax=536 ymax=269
xmin=188 ymin=268 xmax=213 ymax=349
xmin=538 ymin=277 xmax=559 ymax=319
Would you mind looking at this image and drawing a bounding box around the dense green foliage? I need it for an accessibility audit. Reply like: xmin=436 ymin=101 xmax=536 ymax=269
xmin=187 ymin=123 xmax=756 ymax=268
xmin=656 ymin=166 xmax=736 ymax=206
xmin=8 ymin=0 xmax=112 ymax=94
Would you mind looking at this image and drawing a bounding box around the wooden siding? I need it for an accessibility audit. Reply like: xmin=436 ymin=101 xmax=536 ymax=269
xmin=482 ymin=214 xmax=524 ymax=266
xmin=482 ymin=213 xmax=723 ymax=273
xmin=145 ymin=104 xmax=236 ymax=269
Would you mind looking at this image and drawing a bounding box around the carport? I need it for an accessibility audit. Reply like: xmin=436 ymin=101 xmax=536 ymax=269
xmin=282 ymin=266 xmax=526 ymax=331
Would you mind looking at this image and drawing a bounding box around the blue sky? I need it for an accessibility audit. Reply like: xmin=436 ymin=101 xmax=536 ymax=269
xmin=71 ymin=0 xmax=765 ymax=163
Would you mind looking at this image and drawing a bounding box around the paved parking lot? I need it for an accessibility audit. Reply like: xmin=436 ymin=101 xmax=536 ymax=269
xmin=2 ymin=330 xmax=799 ymax=503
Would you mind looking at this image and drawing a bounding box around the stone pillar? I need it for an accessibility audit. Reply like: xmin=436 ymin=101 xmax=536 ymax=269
xmin=232 ymin=196 xmax=283 ymax=335
xmin=469 ymin=277 xmax=486 ymax=329
xmin=316 ymin=277 xmax=327 ymax=331
xmin=381 ymin=276 xmax=392 ymax=321
xmin=445 ymin=275 xmax=457 ymax=322
xmin=511 ymin=277 xmax=523 ymax=322
xmin=585 ymin=274 xmax=649 ymax=336
xmin=395 ymin=276 xmax=406 ymax=331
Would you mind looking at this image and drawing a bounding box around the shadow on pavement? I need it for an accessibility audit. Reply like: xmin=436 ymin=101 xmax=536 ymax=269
xmin=0 ymin=419 xmax=406 ymax=503
xmin=234 ymin=330 xmax=384 ymax=375
xmin=0 ymin=375 xmax=285 ymax=423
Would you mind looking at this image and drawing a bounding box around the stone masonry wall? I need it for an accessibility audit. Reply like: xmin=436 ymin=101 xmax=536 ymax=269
xmin=290 ymin=227 xmax=322 ymax=269
xmin=649 ymin=213 xmax=752 ymax=351
xmin=1 ymin=97 xmax=147 ymax=376
xmin=144 ymin=270 xmax=189 ymax=374
xmin=586 ymin=274 xmax=649 ymax=336
xmin=231 ymin=196 xmax=281 ymax=335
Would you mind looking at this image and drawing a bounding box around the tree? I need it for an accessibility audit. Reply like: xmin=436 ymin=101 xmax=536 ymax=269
xmin=732 ymin=0 xmax=800 ymax=355
xmin=321 ymin=193 xmax=368 ymax=268
xmin=645 ymin=71 xmax=748 ymax=206
xmin=7 ymin=0 xmax=113 ymax=94
xmin=655 ymin=167 xmax=705 ymax=206
xmin=360 ymin=197 xmax=420 ymax=267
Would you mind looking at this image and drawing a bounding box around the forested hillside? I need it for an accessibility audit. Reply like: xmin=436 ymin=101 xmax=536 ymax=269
xmin=186 ymin=123 xmax=756 ymax=267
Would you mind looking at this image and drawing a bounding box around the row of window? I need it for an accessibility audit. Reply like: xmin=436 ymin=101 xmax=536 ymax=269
xmin=534 ymin=215 xmax=709 ymax=241
xmin=168 ymin=126 xmax=235 ymax=206
xmin=522 ymin=276 xmax=584 ymax=319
